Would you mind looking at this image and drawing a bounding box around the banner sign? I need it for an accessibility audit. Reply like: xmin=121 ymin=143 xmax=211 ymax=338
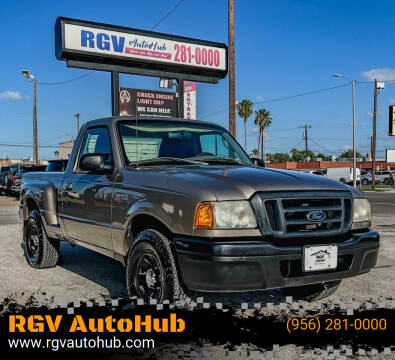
xmin=119 ymin=88 xmax=177 ymax=118
xmin=55 ymin=17 xmax=228 ymax=80
xmin=389 ymin=105 xmax=395 ymax=136
xmin=183 ymin=81 xmax=196 ymax=120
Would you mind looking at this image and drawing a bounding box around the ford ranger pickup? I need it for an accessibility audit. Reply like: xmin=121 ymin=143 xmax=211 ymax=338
xmin=20 ymin=116 xmax=379 ymax=302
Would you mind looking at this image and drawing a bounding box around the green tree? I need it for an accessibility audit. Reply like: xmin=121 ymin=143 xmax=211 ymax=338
xmin=340 ymin=149 xmax=362 ymax=159
xmin=317 ymin=152 xmax=326 ymax=160
xmin=290 ymin=148 xmax=317 ymax=162
xmin=266 ymin=152 xmax=291 ymax=162
xmin=237 ymin=99 xmax=254 ymax=152
xmin=254 ymin=108 xmax=272 ymax=159
xmin=251 ymin=148 xmax=260 ymax=157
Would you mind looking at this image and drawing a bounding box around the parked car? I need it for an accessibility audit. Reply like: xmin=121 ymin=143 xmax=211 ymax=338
xmin=0 ymin=166 xmax=10 ymax=194
xmin=0 ymin=164 xmax=21 ymax=195
xmin=20 ymin=116 xmax=379 ymax=303
xmin=11 ymin=165 xmax=47 ymax=196
xmin=326 ymin=167 xmax=361 ymax=184
xmin=361 ymin=172 xmax=377 ymax=186
xmin=375 ymin=171 xmax=393 ymax=185
xmin=46 ymin=159 xmax=68 ymax=172
xmin=361 ymin=171 xmax=393 ymax=186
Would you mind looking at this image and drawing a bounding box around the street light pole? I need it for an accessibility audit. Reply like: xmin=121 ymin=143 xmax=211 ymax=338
xmin=333 ymin=74 xmax=357 ymax=188
xmin=22 ymin=70 xmax=38 ymax=164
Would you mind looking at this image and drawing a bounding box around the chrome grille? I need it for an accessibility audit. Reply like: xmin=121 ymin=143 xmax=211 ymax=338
xmin=251 ymin=191 xmax=353 ymax=238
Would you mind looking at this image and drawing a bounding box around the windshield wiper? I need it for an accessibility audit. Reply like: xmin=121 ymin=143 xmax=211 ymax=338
xmin=194 ymin=157 xmax=249 ymax=165
xmin=129 ymin=157 xmax=207 ymax=167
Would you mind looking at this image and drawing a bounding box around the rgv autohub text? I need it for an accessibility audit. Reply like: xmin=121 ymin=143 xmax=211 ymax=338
xmin=9 ymin=314 xmax=185 ymax=333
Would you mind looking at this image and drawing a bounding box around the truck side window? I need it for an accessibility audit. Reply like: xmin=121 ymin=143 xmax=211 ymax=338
xmin=78 ymin=127 xmax=113 ymax=168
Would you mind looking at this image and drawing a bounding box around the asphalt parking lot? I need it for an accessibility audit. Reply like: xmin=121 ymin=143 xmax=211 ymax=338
xmin=0 ymin=192 xmax=394 ymax=307
xmin=0 ymin=193 xmax=394 ymax=358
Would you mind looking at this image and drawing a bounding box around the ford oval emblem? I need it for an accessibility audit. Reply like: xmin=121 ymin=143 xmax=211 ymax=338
xmin=306 ymin=210 xmax=327 ymax=222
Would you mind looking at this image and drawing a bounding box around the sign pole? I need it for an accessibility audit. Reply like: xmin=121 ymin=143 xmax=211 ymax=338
xmin=111 ymin=71 xmax=120 ymax=116
xmin=178 ymin=79 xmax=184 ymax=118
xmin=228 ymin=0 xmax=236 ymax=137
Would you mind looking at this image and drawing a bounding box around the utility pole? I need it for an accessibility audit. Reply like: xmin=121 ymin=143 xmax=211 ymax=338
xmin=372 ymin=79 xmax=378 ymax=190
xmin=228 ymin=0 xmax=236 ymax=137
xmin=74 ymin=113 xmax=80 ymax=135
xmin=32 ymin=77 xmax=38 ymax=164
xmin=299 ymin=124 xmax=312 ymax=154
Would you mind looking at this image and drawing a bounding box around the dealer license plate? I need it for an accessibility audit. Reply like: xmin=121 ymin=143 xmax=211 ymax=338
xmin=303 ymin=245 xmax=338 ymax=272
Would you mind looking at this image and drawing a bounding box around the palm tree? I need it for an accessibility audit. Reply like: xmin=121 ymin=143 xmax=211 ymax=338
xmin=254 ymin=109 xmax=272 ymax=159
xmin=237 ymin=99 xmax=254 ymax=151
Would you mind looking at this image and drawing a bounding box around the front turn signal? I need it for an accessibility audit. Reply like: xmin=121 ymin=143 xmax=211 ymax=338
xmin=194 ymin=202 xmax=214 ymax=229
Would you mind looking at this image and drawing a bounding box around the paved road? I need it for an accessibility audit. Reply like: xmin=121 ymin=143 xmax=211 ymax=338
xmin=365 ymin=191 xmax=395 ymax=217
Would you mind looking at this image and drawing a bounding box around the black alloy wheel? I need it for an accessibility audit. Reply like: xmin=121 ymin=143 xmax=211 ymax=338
xmin=133 ymin=249 xmax=164 ymax=301
xmin=26 ymin=220 xmax=41 ymax=263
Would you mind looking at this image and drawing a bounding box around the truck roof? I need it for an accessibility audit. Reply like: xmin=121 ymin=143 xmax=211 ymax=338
xmin=83 ymin=116 xmax=227 ymax=131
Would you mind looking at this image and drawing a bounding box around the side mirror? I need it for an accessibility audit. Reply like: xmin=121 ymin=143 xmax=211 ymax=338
xmin=251 ymin=157 xmax=265 ymax=168
xmin=80 ymin=153 xmax=113 ymax=172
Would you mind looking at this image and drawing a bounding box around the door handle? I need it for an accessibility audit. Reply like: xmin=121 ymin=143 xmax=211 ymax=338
xmin=65 ymin=182 xmax=73 ymax=192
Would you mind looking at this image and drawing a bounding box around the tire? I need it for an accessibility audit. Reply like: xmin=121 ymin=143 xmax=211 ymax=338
xmin=362 ymin=179 xmax=369 ymax=185
xmin=23 ymin=210 xmax=60 ymax=269
xmin=126 ymin=229 xmax=188 ymax=304
xmin=282 ymin=280 xmax=341 ymax=302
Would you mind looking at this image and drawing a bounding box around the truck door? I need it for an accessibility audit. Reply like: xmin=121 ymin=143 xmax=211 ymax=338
xmin=61 ymin=126 xmax=114 ymax=250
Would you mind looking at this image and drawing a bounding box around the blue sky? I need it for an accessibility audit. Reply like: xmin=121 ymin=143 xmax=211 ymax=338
xmin=1 ymin=0 xmax=395 ymax=160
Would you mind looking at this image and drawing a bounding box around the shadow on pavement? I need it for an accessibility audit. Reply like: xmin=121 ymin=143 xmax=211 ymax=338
xmin=58 ymin=242 xmax=128 ymax=299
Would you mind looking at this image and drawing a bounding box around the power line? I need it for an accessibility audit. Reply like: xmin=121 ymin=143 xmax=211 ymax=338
xmin=201 ymin=83 xmax=350 ymax=119
xmin=0 ymin=143 xmax=63 ymax=148
xmin=308 ymin=138 xmax=338 ymax=155
xmin=37 ymin=71 xmax=94 ymax=86
xmin=151 ymin=0 xmax=185 ymax=30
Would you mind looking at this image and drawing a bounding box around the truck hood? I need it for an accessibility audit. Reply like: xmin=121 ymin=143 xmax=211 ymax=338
xmin=133 ymin=165 xmax=351 ymax=201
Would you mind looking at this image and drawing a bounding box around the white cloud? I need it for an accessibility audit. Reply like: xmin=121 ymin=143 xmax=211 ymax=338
xmin=389 ymin=98 xmax=395 ymax=104
xmin=348 ymin=121 xmax=360 ymax=127
xmin=361 ymin=68 xmax=395 ymax=82
xmin=341 ymin=145 xmax=352 ymax=150
xmin=256 ymin=95 xmax=264 ymax=101
xmin=0 ymin=90 xmax=22 ymax=100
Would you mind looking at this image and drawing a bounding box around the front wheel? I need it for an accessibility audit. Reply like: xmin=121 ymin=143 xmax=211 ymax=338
xmin=126 ymin=230 xmax=186 ymax=303
xmin=362 ymin=179 xmax=369 ymax=185
xmin=23 ymin=210 xmax=60 ymax=268
xmin=282 ymin=280 xmax=341 ymax=301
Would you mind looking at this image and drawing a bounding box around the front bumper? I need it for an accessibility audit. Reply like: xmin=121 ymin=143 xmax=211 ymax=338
xmin=174 ymin=230 xmax=379 ymax=292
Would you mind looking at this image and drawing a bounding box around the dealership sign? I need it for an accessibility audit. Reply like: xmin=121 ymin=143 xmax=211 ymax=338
xmin=183 ymin=81 xmax=196 ymax=120
xmin=55 ymin=17 xmax=228 ymax=80
xmin=119 ymin=88 xmax=178 ymax=118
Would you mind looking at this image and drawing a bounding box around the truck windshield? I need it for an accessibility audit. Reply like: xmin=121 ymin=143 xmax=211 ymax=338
xmin=118 ymin=120 xmax=252 ymax=166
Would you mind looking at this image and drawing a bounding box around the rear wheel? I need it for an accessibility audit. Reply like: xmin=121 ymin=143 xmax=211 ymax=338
xmin=362 ymin=179 xmax=369 ymax=185
xmin=282 ymin=280 xmax=341 ymax=301
xmin=23 ymin=210 xmax=60 ymax=268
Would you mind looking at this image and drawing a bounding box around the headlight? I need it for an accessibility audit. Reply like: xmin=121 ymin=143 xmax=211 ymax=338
xmin=194 ymin=201 xmax=257 ymax=229
xmin=352 ymin=198 xmax=371 ymax=230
